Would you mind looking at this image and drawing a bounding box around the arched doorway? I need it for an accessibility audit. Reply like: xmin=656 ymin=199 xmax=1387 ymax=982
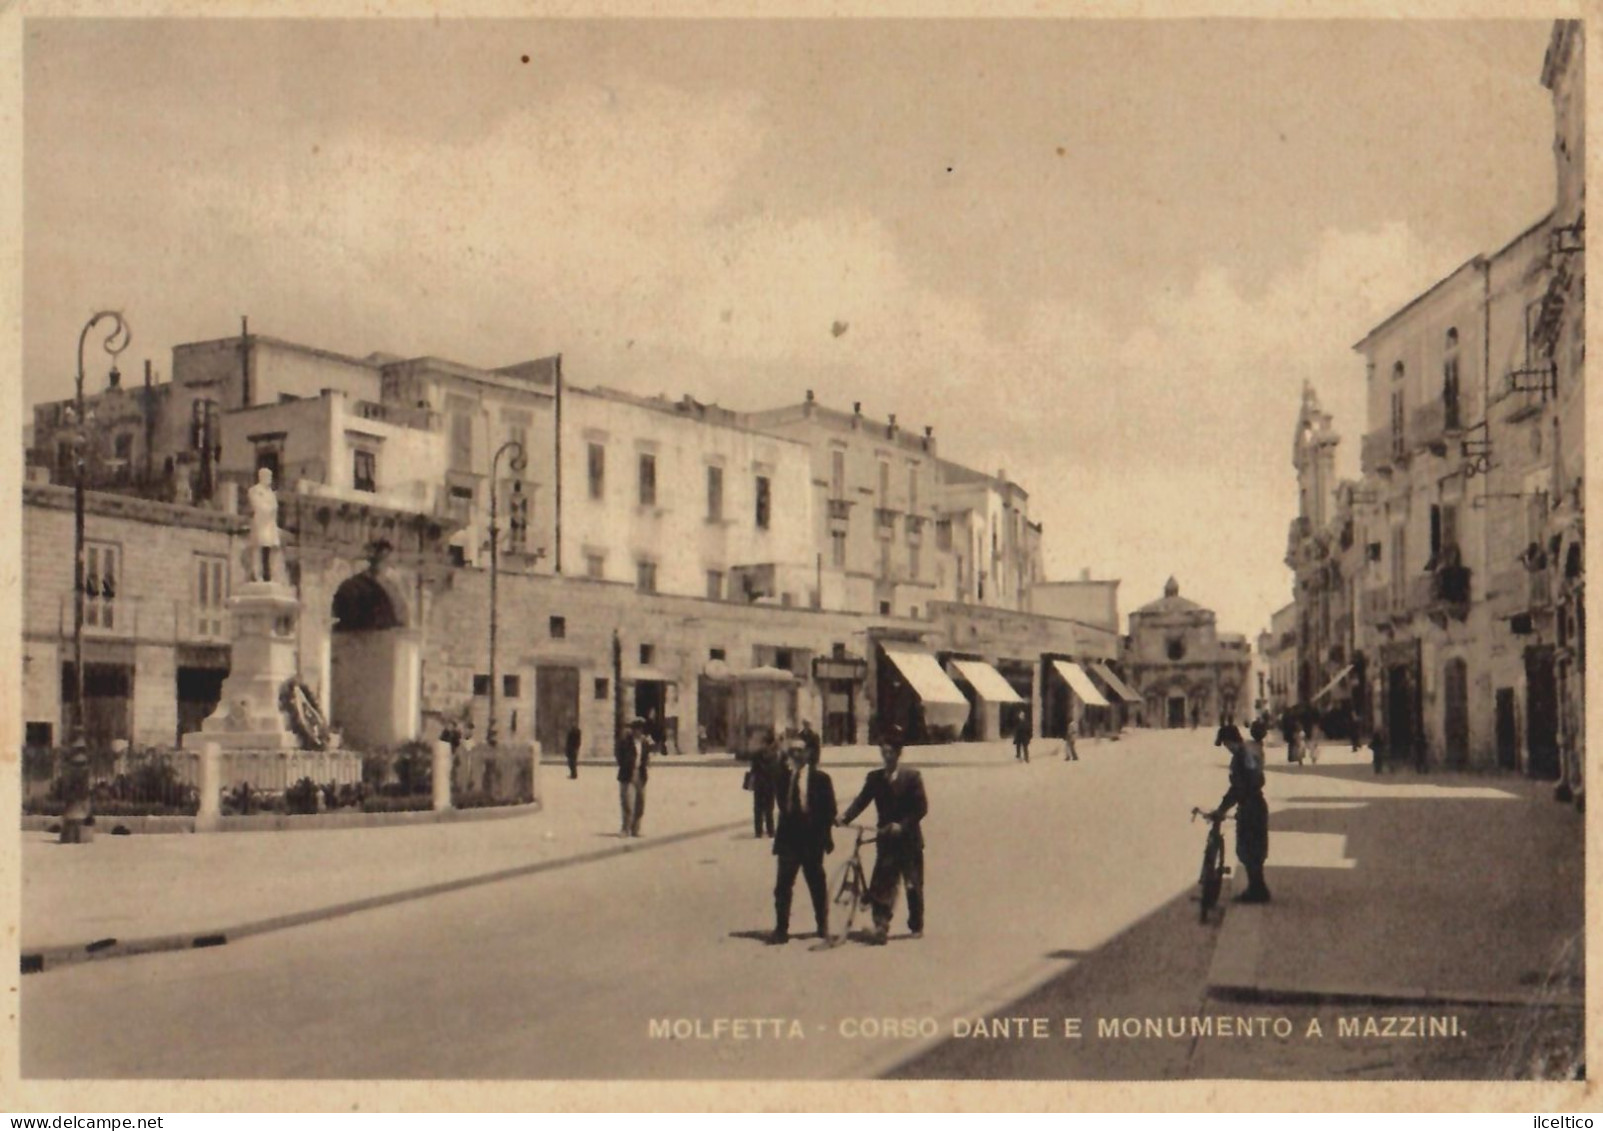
xmin=329 ymin=563 xmax=419 ymax=750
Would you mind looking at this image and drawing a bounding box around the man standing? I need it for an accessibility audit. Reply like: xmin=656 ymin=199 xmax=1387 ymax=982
xmin=615 ymin=716 xmax=650 ymax=837
xmin=1013 ymin=713 xmax=1031 ymax=762
xmin=768 ymin=739 xmax=837 ymax=944
xmin=840 ymin=726 xmax=928 ymax=945
xmin=798 ymin=718 xmax=822 ymax=766
xmin=564 ymin=723 xmax=582 ymax=780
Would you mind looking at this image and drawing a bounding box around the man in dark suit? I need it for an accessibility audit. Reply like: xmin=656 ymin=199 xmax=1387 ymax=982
xmin=614 ymin=716 xmax=650 ymax=837
xmin=565 ymin=723 xmax=583 ymax=780
xmin=768 ymin=739 xmax=838 ymax=944
xmin=840 ymin=726 xmax=928 ymax=944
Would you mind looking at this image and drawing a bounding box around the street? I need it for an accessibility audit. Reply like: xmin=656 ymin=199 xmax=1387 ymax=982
xmin=21 ymin=729 xmax=1583 ymax=1080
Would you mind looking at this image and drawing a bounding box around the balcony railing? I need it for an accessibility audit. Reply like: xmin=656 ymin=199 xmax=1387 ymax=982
xmin=1489 ymin=567 xmax=1553 ymax=620
xmin=1407 ymin=398 xmax=1456 ymax=452
xmin=1361 ymin=429 xmax=1396 ymax=475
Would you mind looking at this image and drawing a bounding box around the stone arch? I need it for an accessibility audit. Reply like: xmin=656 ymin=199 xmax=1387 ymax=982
xmin=328 ymin=564 xmax=418 ymax=749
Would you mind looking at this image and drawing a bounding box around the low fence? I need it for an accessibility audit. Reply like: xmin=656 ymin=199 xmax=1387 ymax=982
xmin=23 ymin=739 xmax=540 ymax=824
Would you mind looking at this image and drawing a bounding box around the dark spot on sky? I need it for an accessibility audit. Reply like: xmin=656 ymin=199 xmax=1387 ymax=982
xmin=946 ymin=167 xmax=954 ymax=173
xmin=831 ymin=321 xmax=849 ymax=339
xmin=1056 ymin=147 xmax=1066 ymax=157
xmin=521 ymin=55 xmax=530 ymax=64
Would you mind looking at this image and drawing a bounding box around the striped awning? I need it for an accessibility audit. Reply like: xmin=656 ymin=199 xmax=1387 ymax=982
xmin=880 ymin=646 xmax=972 ymax=732
xmin=949 ymin=659 xmax=1025 ymax=704
xmin=1051 ymin=660 xmax=1110 ymax=708
xmin=1312 ymin=664 xmax=1355 ymax=703
xmin=1091 ymin=662 xmax=1142 ymax=704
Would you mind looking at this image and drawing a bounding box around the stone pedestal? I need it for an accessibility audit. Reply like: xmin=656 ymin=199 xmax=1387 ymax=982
xmin=183 ymin=581 xmax=303 ymax=752
xmin=432 ymin=741 xmax=453 ymax=812
xmin=195 ymin=741 xmax=222 ymax=832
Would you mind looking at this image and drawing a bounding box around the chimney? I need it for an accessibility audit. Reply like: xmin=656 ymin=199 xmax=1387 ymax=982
xmin=803 ymin=389 xmax=815 ymax=417
xmin=852 ymin=402 xmax=862 ymax=430
xmin=922 ymin=424 xmax=934 ymax=453
xmin=887 ymin=413 xmax=898 ymax=440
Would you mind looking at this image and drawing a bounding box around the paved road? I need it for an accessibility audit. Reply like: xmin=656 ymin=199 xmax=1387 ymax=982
xmin=21 ymin=729 xmax=1582 ymax=1081
xmin=24 ymin=730 xmax=1231 ymax=1079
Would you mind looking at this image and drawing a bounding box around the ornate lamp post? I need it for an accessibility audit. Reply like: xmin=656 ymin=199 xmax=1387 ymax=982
xmin=486 ymin=439 xmax=526 ymax=746
xmin=67 ymin=311 xmax=131 ymax=748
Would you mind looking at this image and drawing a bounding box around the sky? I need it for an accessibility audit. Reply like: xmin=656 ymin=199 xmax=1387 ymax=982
xmin=22 ymin=17 xmax=1560 ymax=638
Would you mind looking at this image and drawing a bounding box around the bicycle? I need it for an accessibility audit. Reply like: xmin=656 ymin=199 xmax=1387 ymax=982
xmin=825 ymin=824 xmax=881 ymax=947
xmin=1190 ymin=807 xmax=1232 ymax=924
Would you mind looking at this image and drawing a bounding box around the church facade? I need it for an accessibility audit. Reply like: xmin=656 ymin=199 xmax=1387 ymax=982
xmin=1124 ymin=578 xmax=1253 ymax=729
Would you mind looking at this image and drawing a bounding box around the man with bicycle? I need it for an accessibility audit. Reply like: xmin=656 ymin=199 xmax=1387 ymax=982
xmin=1205 ymin=719 xmax=1271 ymax=903
xmin=840 ymin=725 xmax=929 ymax=945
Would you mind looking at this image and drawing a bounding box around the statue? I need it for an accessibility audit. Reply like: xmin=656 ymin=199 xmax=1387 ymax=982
xmin=246 ymin=467 xmax=284 ymax=583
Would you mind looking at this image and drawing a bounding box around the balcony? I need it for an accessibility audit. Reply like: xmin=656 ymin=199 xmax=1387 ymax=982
xmin=1489 ymin=567 xmax=1553 ymax=620
xmin=1407 ymin=398 xmax=1460 ymax=455
xmin=1360 ymin=587 xmax=1391 ymax=627
xmin=874 ymin=507 xmax=898 ymax=539
xmin=826 ymin=498 xmax=852 ymax=521
xmin=905 ymin=514 xmax=927 ymax=544
xmin=1361 ymin=429 xmax=1397 ymax=476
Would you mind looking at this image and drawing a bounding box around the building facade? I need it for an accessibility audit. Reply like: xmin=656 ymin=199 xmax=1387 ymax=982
xmin=1123 ymin=577 xmax=1252 ymax=728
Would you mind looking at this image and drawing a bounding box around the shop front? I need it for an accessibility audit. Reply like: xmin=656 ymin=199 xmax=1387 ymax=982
xmin=874 ymin=642 xmax=971 ymax=745
xmin=811 ymin=653 xmax=866 ymax=746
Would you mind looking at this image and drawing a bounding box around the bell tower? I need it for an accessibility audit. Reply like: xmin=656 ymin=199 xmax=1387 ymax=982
xmin=1292 ymin=381 xmax=1340 ymax=529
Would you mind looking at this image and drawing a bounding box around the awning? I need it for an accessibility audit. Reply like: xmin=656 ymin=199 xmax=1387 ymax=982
xmin=880 ymin=646 xmax=972 ymax=732
xmin=625 ymin=665 xmax=676 ymax=684
xmin=1091 ymin=662 xmax=1142 ymax=704
xmin=1312 ymin=664 xmax=1355 ymax=703
xmin=949 ymin=659 xmax=1025 ymax=704
xmin=1051 ymin=660 xmax=1110 ymax=708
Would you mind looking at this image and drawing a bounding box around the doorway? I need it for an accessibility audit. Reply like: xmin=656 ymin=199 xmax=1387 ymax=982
xmin=1495 ymin=688 xmax=1519 ymax=771
xmin=1442 ymin=658 xmax=1469 ymax=768
xmin=1385 ymin=664 xmax=1416 ymax=763
xmin=535 ymin=666 xmax=579 ymax=762
xmin=61 ymin=662 xmax=133 ymax=748
xmin=1167 ymin=695 xmax=1186 ymax=728
xmin=1525 ymin=647 xmax=1560 ymax=779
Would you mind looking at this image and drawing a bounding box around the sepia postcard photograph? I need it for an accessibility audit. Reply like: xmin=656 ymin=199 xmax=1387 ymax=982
xmin=3 ymin=4 xmax=1592 ymax=1112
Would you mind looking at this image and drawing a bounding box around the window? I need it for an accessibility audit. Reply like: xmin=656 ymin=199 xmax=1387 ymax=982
xmin=585 ymin=552 xmax=606 ymax=580
xmin=638 ymin=453 xmax=657 ymax=507
xmin=706 ymin=465 xmax=723 ymax=521
xmin=450 ymin=483 xmax=475 ymax=503
xmin=594 ymin=677 xmax=610 ymax=701
xmin=506 ymin=480 xmax=529 ymax=553
xmin=84 ymin=541 xmax=119 ymax=630
xmin=709 ymin=648 xmax=726 ymax=661
xmin=909 ymin=543 xmax=920 ymax=580
xmin=450 ymin=412 xmax=473 ymax=472
xmin=114 ymin=433 xmax=133 ymax=461
xmin=908 ymin=465 xmax=918 ymax=514
xmin=831 ymin=530 xmax=847 ymax=568
xmin=587 ymin=442 xmax=605 ymax=500
xmin=936 ymin=519 xmax=952 ymax=551
xmin=830 ymin=449 xmax=845 ymax=497
xmin=754 ymin=475 xmax=771 ymax=529
xmin=639 ymin=643 xmax=655 ymax=665
xmin=254 ymin=442 xmax=282 ymax=483
xmin=473 ymin=674 xmax=491 ymax=696
xmin=1443 ymin=328 xmax=1461 ymax=430
xmin=774 ymin=648 xmax=794 ymax=671
xmin=503 ymin=674 xmax=520 ymax=697
xmin=878 ymin=459 xmax=890 ymax=506
xmin=636 ymin=559 xmax=657 ymax=593
xmin=706 ymin=570 xmax=724 ymax=600
xmin=549 ymin=615 xmax=566 ymax=639
xmin=1390 ymin=389 xmax=1405 ymax=457
xmin=879 ymin=600 xmax=892 ymax=615
xmin=1390 ymin=525 xmax=1407 ymax=596
xmin=195 ymin=554 xmax=227 ymax=638
xmin=1167 ymin=637 xmax=1186 ymax=662
xmin=353 ymin=449 xmax=377 ymax=492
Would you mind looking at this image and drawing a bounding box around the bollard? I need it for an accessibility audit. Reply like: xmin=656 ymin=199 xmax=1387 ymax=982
xmin=433 ymin=740 xmax=453 ymax=812
xmin=195 ymin=741 xmax=222 ymax=833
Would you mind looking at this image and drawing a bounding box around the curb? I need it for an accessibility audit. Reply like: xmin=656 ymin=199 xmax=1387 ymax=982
xmin=22 ymin=816 xmax=747 ymax=976
xmin=21 ymin=801 xmax=540 ymax=837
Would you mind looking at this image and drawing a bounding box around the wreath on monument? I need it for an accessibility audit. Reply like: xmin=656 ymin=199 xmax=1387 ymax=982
xmin=280 ymin=676 xmax=331 ymax=751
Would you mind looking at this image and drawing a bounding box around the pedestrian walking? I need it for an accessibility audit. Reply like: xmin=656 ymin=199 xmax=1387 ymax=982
xmin=614 ymin=716 xmax=651 ymax=837
xmin=798 ymin=718 xmax=822 ymax=769
xmin=1304 ymin=711 xmax=1322 ymax=765
xmin=748 ymin=729 xmax=780 ymax=838
xmin=768 ymin=739 xmax=838 ymax=944
xmin=1013 ymin=713 xmax=1031 ymax=762
xmin=839 ymin=726 xmax=928 ymax=944
xmin=564 ymin=723 xmax=582 ymax=780
xmin=1206 ymin=719 xmax=1271 ymax=903
xmin=1369 ymin=727 xmax=1389 ymax=775
xmin=1064 ymin=705 xmax=1080 ymax=761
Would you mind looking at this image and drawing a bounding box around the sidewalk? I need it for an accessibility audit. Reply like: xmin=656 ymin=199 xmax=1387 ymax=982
xmin=1208 ymin=748 xmax=1585 ymax=1007
xmin=23 ymin=737 xmax=1048 ymax=969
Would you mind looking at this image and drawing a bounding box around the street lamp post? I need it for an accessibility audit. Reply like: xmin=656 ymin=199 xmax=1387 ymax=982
xmin=486 ymin=439 xmax=527 ymax=747
xmin=68 ymin=311 xmax=131 ymax=749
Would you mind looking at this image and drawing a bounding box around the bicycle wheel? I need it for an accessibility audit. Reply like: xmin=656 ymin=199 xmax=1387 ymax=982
xmin=1199 ymin=835 xmax=1224 ymax=923
xmin=826 ymin=859 xmax=863 ymax=946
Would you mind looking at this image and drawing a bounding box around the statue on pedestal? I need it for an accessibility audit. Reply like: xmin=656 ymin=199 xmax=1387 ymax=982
xmin=246 ymin=467 xmax=285 ymax=583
